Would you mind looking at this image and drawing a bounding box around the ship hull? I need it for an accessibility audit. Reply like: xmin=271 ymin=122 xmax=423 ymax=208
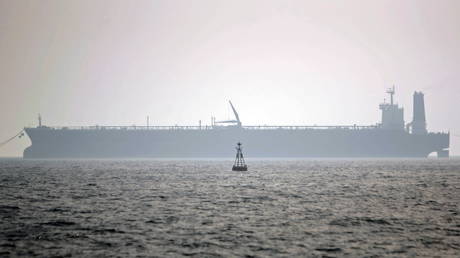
xmin=23 ymin=127 xmax=449 ymax=158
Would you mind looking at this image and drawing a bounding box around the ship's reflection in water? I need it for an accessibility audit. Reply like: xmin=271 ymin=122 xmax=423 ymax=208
xmin=0 ymin=159 xmax=459 ymax=257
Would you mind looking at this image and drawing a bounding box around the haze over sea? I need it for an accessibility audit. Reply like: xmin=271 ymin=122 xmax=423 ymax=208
xmin=1 ymin=158 xmax=459 ymax=257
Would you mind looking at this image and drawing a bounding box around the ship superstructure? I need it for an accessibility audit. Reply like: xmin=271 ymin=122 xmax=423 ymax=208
xmin=23 ymin=90 xmax=449 ymax=158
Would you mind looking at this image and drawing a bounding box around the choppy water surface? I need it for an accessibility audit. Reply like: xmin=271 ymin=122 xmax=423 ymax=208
xmin=0 ymin=158 xmax=459 ymax=257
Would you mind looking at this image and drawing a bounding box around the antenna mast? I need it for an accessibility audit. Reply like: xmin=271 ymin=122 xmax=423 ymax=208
xmin=386 ymin=86 xmax=395 ymax=105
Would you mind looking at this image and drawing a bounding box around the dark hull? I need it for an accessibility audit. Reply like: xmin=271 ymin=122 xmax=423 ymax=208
xmin=232 ymin=166 xmax=248 ymax=171
xmin=23 ymin=127 xmax=449 ymax=158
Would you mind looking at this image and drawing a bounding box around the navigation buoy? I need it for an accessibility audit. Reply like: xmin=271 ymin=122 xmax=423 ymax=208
xmin=232 ymin=142 xmax=248 ymax=171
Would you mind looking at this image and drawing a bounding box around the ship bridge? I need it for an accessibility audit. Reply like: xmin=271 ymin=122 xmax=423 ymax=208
xmin=379 ymin=87 xmax=405 ymax=130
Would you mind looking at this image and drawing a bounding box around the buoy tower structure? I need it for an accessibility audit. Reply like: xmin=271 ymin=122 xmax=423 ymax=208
xmin=232 ymin=142 xmax=248 ymax=171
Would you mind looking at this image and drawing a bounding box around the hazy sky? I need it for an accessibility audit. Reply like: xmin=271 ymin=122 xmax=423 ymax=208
xmin=1 ymin=0 xmax=459 ymax=156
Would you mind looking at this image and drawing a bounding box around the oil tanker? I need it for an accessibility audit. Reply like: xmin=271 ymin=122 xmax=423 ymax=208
xmin=23 ymin=89 xmax=449 ymax=158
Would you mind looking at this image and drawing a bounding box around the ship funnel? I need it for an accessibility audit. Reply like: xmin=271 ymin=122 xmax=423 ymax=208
xmin=411 ymin=91 xmax=427 ymax=135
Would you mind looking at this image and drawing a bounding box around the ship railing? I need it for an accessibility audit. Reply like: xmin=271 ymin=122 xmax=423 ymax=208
xmin=39 ymin=125 xmax=213 ymax=130
xmin=35 ymin=125 xmax=379 ymax=131
xmin=243 ymin=125 xmax=378 ymax=130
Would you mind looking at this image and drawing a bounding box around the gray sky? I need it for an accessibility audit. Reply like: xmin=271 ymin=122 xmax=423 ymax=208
xmin=1 ymin=0 xmax=459 ymax=157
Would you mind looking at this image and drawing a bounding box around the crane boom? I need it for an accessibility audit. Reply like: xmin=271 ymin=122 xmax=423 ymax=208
xmin=229 ymin=101 xmax=242 ymax=127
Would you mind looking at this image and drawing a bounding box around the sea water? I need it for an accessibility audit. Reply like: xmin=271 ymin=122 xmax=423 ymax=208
xmin=0 ymin=158 xmax=459 ymax=257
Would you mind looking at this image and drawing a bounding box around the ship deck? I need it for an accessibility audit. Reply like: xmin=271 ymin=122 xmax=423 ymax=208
xmin=28 ymin=125 xmax=380 ymax=131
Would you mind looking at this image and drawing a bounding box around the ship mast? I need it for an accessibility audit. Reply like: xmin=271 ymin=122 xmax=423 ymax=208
xmin=386 ymin=86 xmax=395 ymax=105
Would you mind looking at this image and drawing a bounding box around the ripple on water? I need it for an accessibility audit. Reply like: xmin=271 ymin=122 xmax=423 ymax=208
xmin=0 ymin=159 xmax=459 ymax=257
